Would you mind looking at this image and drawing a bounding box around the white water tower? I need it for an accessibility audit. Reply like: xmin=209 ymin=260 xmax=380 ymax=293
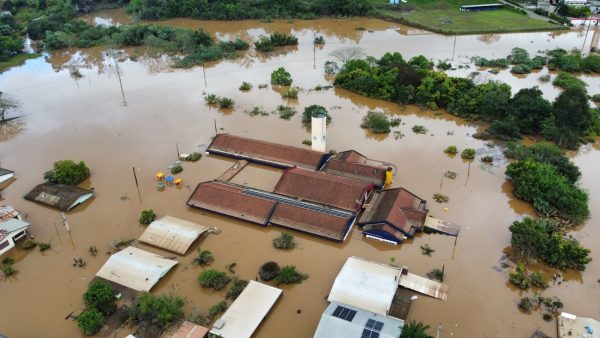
xmin=311 ymin=113 xmax=327 ymax=152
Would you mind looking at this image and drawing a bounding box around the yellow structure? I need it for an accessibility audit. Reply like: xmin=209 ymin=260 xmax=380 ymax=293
xmin=175 ymin=178 xmax=183 ymax=188
xmin=385 ymin=168 xmax=393 ymax=186
xmin=156 ymin=172 xmax=165 ymax=182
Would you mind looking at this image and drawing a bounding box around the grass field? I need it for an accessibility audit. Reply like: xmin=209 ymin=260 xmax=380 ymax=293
xmin=0 ymin=53 xmax=40 ymax=73
xmin=373 ymin=0 xmax=564 ymax=34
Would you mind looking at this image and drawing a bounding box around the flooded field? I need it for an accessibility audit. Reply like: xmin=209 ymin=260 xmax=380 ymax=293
xmin=0 ymin=9 xmax=599 ymax=338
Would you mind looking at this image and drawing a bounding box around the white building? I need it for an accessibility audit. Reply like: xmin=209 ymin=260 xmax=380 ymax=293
xmin=0 ymin=206 xmax=29 ymax=256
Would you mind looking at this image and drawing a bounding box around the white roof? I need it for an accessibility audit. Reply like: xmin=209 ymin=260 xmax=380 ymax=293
xmin=314 ymin=302 xmax=404 ymax=338
xmin=327 ymin=256 xmax=402 ymax=316
xmin=0 ymin=219 xmax=29 ymax=241
xmin=96 ymin=246 xmax=178 ymax=292
xmin=210 ymin=281 xmax=282 ymax=338
xmin=558 ymin=312 xmax=600 ymax=338
xmin=399 ymin=272 xmax=449 ymax=301
xmin=138 ymin=216 xmax=209 ymax=255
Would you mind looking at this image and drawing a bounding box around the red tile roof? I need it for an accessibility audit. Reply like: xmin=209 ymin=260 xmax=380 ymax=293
xmin=359 ymin=188 xmax=428 ymax=235
xmin=336 ymin=150 xmax=367 ymax=163
xmin=171 ymin=321 xmax=209 ymax=338
xmin=207 ymin=134 xmax=327 ymax=170
xmin=323 ymin=159 xmax=387 ymax=187
xmin=269 ymin=204 xmax=354 ymax=241
xmin=274 ymin=168 xmax=373 ymax=211
xmin=187 ymin=181 xmax=276 ymax=225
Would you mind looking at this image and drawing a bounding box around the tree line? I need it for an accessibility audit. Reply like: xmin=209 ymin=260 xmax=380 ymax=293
xmin=334 ymin=51 xmax=600 ymax=149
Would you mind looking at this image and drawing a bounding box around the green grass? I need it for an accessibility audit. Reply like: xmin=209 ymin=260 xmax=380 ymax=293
xmin=0 ymin=53 xmax=41 ymax=73
xmin=375 ymin=0 xmax=563 ymax=35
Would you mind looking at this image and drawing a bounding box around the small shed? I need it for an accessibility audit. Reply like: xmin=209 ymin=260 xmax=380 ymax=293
xmin=138 ymin=216 xmax=210 ymax=255
xmin=96 ymin=246 xmax=178 ymax=292
xmin=210 ymin=281 xmax=282 ymax=338
xmin=0 ymin=168 xmax=14 ymax=185
xmin=0 ymin=218 xmax=29 ymax=256
xmin=24 ymin=182 xmax=94 ymax=211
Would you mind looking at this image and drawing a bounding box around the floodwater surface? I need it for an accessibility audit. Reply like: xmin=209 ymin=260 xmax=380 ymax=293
xmin=0 ymin=10 xmax=599 ymax=338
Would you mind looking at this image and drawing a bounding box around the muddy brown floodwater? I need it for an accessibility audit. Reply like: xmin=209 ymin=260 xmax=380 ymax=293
xmin=1 ymin=9 xmax=599 ymax=338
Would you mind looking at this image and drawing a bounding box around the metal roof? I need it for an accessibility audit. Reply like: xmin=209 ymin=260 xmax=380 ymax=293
xmin=24 ymin=182 xmax=94 ymax=211
xmin=0 ymin=205 xmax=20 ymax=222
xmin=96 ymin=246 xmax=178 ymax=292
xmin=327 ymin=257 xmax=402 ymax=316
xmin=138 ymin=216 xmax=209 ymax=255
xmin=558 ymin=312 xmax=600 ymax=338
xmin=0 ymin=219 xmax=29 ymax=241
xmin=399 ymin=272 xmax=449 ymax=301
xmin=323 ymin=159 xmax=387 ymax=187
xmin=170 ymin=321 xmax=209 ymax=338
xmin=313 ymin=301 xmax=404 ymax=338
xmin=210 ymin=281 xmax=282 ymax=338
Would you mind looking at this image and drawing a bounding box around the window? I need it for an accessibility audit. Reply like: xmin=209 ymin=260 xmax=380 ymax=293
xmin=362 ymin=319 xmax=384 ymax=338
xmin=331 ymin=305 xmax=357 ymax=322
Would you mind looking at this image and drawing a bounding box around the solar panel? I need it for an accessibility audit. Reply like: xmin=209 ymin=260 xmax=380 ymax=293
xmin=363 ymin=319 xmax=384 ymax=337
xmin=332 ymin=305 xmax=357 ymax=322
xmin=361 ymin=329 xmax=380 ymax=338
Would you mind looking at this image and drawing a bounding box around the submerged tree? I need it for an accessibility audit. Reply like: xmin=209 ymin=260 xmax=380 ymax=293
xmin=0 ymin=91 xmax=19 ymax=121
xmin=329 ymin=47 xmax=365 ymax=66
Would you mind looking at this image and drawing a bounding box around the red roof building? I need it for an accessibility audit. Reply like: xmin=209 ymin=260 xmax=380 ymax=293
xmin=359 ymin=188 xmax=428 ymax=240
xmin=207 ymin=134 xmax=329 ymax=170
xmin=269 ymin=203 xmax=355 ymax=241
xmin=187 ymin=181 xmax=276 ymax=225
xmin=322 ymin=158 xmax=388 ymax=187
xmin=274 ymin=168 xmax=373 ymax=212
xmin=336 ymin=150 xmax=368 ymax=163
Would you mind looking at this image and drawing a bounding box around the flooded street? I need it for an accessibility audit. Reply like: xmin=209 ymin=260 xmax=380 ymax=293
xmin=0 ymin=9 xmax=599 ymax=337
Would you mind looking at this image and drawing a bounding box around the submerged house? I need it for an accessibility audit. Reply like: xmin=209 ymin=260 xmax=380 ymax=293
xmin=0 ymin=168 xmax=14 ymax=185
xmin=24 ymin=182 xmax=94 ymax=211
xmin=0 ymin=206 xmax=29 ymax=256
xmin=138 ymin=216 xmax=210 ymax=255
xmin=359 ymin=188 xmax=428 ymax=244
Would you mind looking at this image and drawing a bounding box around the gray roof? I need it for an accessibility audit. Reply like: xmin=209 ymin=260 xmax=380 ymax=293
xmin=0 ymin=168 xmax=13 ymax=176
xmin=0 ymin=219 xmax=29 ymax=241
xmin=24 ymin=182 xmax=94 ymax=211
xmin=313 ymin=302 xmax=404 ymax=338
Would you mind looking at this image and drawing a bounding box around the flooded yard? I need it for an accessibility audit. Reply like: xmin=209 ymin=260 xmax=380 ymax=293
xmin=0 ymin=10 xmax=599 ymax=337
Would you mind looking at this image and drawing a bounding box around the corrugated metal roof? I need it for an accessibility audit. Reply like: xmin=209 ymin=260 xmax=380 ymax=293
xmin=327 ymin=257 xmax=402 ymax=316
xmin=359 ymin=188 xmax=428 ymax=235
xmin=0 ymin=219 xmax=29 ymax=241
xmin=274 ymin=168 xmax=373 ymax=212
xmin=398 ymin=272 xmax=449 ymax=301
xmin=207 ymin=134 xmax=328 ymax=170
xmin=24 ymin=183 xmax=94 ymax=211
xmin=96 ymin=246 xmax=178 ymax=292
xmin=187 ymin=181 xmax=276 ymax=225
xmin=210 ymin=281 xmax=282 ymax=338
xmin=313 ymin=302 xmax=404 ymax=338
xmin=138 ymin=216 xmax=210 ymax=255
xmin=323 ymin=159 xmax=387 ymax=187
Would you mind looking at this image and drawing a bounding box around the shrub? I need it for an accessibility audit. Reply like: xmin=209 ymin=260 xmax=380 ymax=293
xmin=84 ymin=280 xmax=116 ymax=315
xmin=530 ymin=271 xmax=548 ymax=289
xmin=207 ymin=301 xmax=228 ymax=317
xmin=518 ymin=297 xmax=533 ymax=312
xmin=481 ymin=156 xmax=493 ymax=164
xmin=361 ymin=111 xmax=391 ymax=133
xmin=205 ymin=94 xmax=219 ymax=104
xmin=281 ymin=87 xmax=299 ymax=99
xmin=432 ymin=193 xmax=449 ymax=203
xmin=259 ymin=261 xmax=280 ymax=281
xmin=273 ymin=233 xmax=296 ymax=250
xmin=314 ymin=36 xmax=325 ymax=44
xmin=225 ymin=277 xmax=248 ymax=300
xmin=43 ymin=160 xmax=90 ymax=185
xmin=552 ymin=72 xmax=587 ymax=91
xmin=192 ymin=250 xmax=214 ymax=266
xmin=198 ymin=269 xmax=231 ymax=290
xmin=218 ymin=97 xmax=235 ymax=108
xmin=77 ymin=308 xmax=105 ymax=336
xmin=255 ymin=33 xmax=297 ymax=52
xmin=271 ymin=67 xmax=292 ymax=86
xmin=276 ymin=105 xmax=296 ymax=120
xmin=170 ymin=164 xmax=183 ymax=174
xmin=437 ymin=61 xmax=451 ymax=70
xmin=390 ymin=118 xmax=401 ymax=127
xmin=239 ymin=81 xmax=252 ymax=91
xmin=302 ymin=105 xmax=331 ymax=124
xmin=185 ymin=152 xmax=202 ymax=161
xmin=444 ymin=146 xmax=458 ymax=154
xmin=461 ymin=148 xmax=476 ymax=160
xmin=2 ymin=264 xmax=15 ymax=277
xmin=139 ymin=209 xmax=156 ymax=225
xmin=539 ymin=74 xmax=551 ymax=82
xmin=427 ymin=268 xmax=444 ymax=282
xmin=400 ymin=320 xmax=432 ymax=338
xmin=412 ymin=125 xmax=427 ymax=134
xmin=420 ymin=244 xmax=435 ymax=256
xmin=592 ymin=94 xmax=600 ymax=102
xmin=129 ymin=292 xmax=184 ymax=328
xmin=246 ymin=106 xmax=268 ymax=116
xmin=38 ymin=242 xmax=51 ymax=251
xmin=22 ymin=239 xmax=37 ymax=250
xmin=274 ymin=265 xmax=308 ymax=285
xmin=509 ymin=263 xmax=530 ymax=290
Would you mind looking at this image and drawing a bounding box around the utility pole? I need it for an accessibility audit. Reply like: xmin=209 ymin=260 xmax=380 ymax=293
xmin=582 ymin=16 xmax=592 ymax=54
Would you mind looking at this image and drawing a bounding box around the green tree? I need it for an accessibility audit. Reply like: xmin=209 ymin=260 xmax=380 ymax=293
xmin=270 ymin=67 xmax=292 ymax=86
xmin=77 ymin=308 xmax=104 ymax=336
xmin=509 ymin=263 xmax=530 ymax=290
xmin=43 ymin=160 xmax=90 ymax=185
xmin=198 ymin=269 xmax=231 ymax=290
xmin=506 ymin=87 xmax=552 ymax=134
xmin=129 ymin=292 xmax=184 ymax=328
xmin=83 ymin=280 xmax=116 ymax=315
xmin=361 ymin=111 xmax=391 ymax=133
xmin=139 ymin=209 xmax=156 ymax=225
xmin=553 ymin=87 xmax=593 ymax=138
xmin=302 ymin=105 xmax=330 ymax=124
xmin=400 ymin=320 xmax=433 ymax=338
xmin=274 ymin=265 xmax=308 ymax=285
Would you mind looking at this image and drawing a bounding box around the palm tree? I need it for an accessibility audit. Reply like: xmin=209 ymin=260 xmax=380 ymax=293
xmin=400 ymin=320 xmax=433 ymax=338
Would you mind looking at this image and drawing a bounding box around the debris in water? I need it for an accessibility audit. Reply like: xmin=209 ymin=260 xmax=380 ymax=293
xmin=444 ymin=171 xmax=457 ymax=179
xmin=433 ymin=193 xmax=449 ymax=203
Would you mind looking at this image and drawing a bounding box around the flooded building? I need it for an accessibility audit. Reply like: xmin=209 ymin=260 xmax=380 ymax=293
xmin=558 ymin=312 xmax=600 ymax=338
xmin=359 ymin=188 xmax=429 ymax=244
xmin=0 ymin=168 xmax=14 ymax=185
xmin=137 ymin=215 xmax=210 ymax=255
xmin=206 ymin=134 xmax=329 ymax=170
xmin=322 ymin=158 xmax=388 ymax=187
xmin=24 ymin=182 xmax=94 ymax=211
xmin=210 ymin=280 xmax=282 ymax=338
xmin=314 ymin=302 xmax=404 ymax=338
xmin=0 ymin=206 xmax=29 ymax=256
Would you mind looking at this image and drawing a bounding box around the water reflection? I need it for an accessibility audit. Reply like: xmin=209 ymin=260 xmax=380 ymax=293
xmin=0 ymin=120 xmax=25 ymax=142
